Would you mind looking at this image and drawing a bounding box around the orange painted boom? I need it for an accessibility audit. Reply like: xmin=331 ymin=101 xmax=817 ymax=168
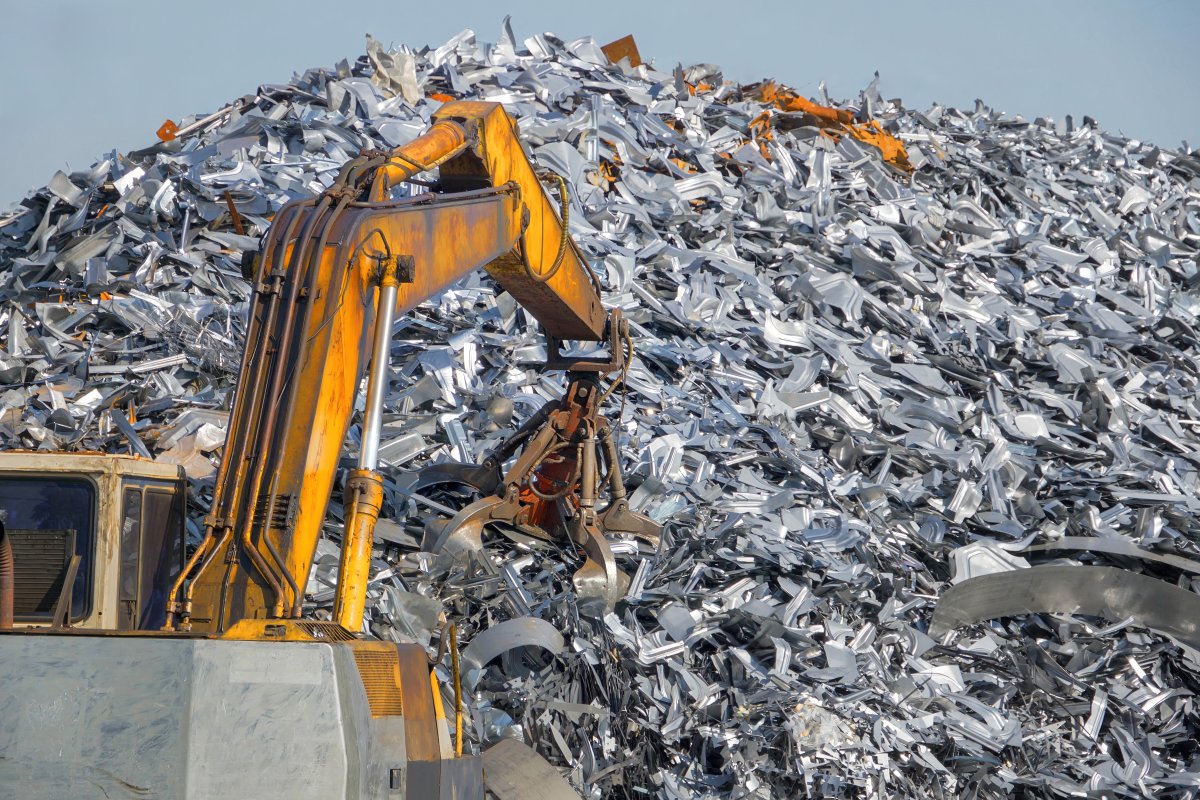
xmin=170 ymin=102 xmax=605 ymax=633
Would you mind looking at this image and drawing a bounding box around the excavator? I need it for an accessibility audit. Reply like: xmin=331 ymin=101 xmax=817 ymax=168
xmin=0 ymin=100 xmax=659 ymax=799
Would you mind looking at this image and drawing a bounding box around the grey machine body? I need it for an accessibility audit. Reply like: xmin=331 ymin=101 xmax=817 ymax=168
xmin=0 ymin=633 xmax=483 ymax=799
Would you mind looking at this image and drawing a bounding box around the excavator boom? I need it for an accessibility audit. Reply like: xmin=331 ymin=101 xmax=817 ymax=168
xmin=174 ymin=101 xmax=606 ymax=634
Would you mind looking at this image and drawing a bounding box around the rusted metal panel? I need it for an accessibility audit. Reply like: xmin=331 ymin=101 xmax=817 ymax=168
xmin=600 ymin=34 xmax=642 ymax=68
xmin=396 ymin=642 xmax=441 ymax=763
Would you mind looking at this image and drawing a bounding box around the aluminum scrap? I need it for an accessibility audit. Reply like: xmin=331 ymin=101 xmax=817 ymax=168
xmin=4 ymin=19 xmax=1200 ymax=799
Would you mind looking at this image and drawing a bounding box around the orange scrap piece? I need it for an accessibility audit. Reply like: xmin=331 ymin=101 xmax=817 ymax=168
xmin=156 ymin=119 xmax=179 ymax=142
xmin=748 ymin=111 xmax=774 ymax=141
xmin=429 ymin=93 xmax=456 ymax=103
xmin=668 ymin=157 xmax=696 ymax=174
xmin=595 ymin=160 xmax=620 ymax=185
xmin=752 ymin=81 xmax=911 ymax=172
xmin=748 ymin=111 xmax=775 ymax=160
xmin=846 ymin=119 xmax=912 ymax=172
xmin=600 ymin=34 xmax=643 ymax=68
xmin=757 ymin=82 xmax=852 ymax=126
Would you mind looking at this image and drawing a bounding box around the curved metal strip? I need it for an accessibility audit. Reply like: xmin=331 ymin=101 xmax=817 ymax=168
xmin=462 ymin=617 xmax=565 ymax=691
xmin=411 ymin=461 xmax=502 ymax=495
xmin=930 ymin=565 xmax=1200 ymax=650
xmin=569 ymin=519 xmax=626 ymax=615
xmin=422 ymin=495 xmax=506 ymax=556
xmin=1023 ymin=536 xmax=1200 ymax=575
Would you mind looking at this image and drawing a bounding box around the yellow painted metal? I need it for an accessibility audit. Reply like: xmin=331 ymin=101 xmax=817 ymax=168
xmin=185 ymin=188 xmax=524 ymax=632
xmin=376 ymin=121 xmax=470 ymax=186
xmin=431 ymin=101 xmax=606 ymax=341
xmin=178 ymin=101 xmax=607 ymax=635
xmin=450 ymin=623 xmax=463 ymax=757
xmin=332 ymin=469 xmax=384 ymax=631
xmin=351 ymin=639 xmax=406 ymax=717
xmin=430 ymin=670 xmax=446 ymax=721
xmin=219 ymin=618 xmax=334 ymax=641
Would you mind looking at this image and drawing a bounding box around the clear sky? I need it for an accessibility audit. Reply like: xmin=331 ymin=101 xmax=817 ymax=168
xmin=2 ymin=0 xmax=1196 ymax=205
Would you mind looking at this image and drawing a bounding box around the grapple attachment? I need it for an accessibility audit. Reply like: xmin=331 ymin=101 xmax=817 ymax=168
xmin=418 ymin=311 xmax=658 ymax=611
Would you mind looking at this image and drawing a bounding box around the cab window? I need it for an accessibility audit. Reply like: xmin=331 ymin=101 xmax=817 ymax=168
xmin=0 ymin=476 xmax=95 ymax=621
xmin=119 ymin=484 xmax=185 ymax=630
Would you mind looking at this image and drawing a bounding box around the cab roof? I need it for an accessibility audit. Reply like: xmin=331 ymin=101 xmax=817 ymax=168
xmin=0 ymin=451 xmax=183 ymax=481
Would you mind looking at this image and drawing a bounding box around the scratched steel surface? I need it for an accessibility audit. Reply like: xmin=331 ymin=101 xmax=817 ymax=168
xmin=3 ymin=21 xmax=1200 ymax=799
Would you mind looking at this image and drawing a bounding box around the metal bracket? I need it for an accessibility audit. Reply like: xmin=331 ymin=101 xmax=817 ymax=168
xmin=371 ymin=254 xmax=416 ymax=286
xmin=394 ymin=254 xmax=415 ymax=283
xmin=543 ymin=309 xmax=627 ymax=374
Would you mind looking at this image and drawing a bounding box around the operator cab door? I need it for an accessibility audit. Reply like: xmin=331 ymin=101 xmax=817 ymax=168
xmin=118 ymin=481 xmax=186 ymax=630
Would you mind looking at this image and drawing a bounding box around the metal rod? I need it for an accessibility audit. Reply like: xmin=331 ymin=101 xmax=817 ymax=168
xmin=359 ymin=277 xmax=399 ymax=471
xmin=172 ymin=97 xmax=253 ymax=140
xmin=331 ymin=261 xmax=399 ymax=631
xmin=451 ymin=623 xmax=463 ymax=757
xmin=580 ymin=427 xmax=597 ymax=511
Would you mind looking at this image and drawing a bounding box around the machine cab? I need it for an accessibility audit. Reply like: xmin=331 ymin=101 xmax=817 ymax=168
xmin=0 ymin=452 xmax=187 ymax=631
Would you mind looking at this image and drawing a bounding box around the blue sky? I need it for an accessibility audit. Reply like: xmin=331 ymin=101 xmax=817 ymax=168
xmin=2 ymin=0 xmax=1196 ymax=204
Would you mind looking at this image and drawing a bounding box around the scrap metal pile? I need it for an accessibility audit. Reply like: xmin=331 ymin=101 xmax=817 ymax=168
xmin=4 ymin=21 xmax=1200 ymax=799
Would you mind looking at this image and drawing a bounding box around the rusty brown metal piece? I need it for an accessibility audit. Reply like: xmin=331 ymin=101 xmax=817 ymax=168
xmin=601 ymin=34 xmax=643 ymax=68
xmin=223 ymin=190 xmax=246 ymax=235
xmin=396 ymin=643 xmax=442 ymax=762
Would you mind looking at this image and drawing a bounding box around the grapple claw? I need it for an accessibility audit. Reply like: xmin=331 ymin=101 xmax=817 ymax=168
xmin=597 ymin=498 xmax=660 ymax=547
xmin=569 ymin=518 xmax=625 ymax=614
xmin=419 ymin=314 xmax=645 ymax=608
xmin=422 ymin=495 xmax=503 ymax=561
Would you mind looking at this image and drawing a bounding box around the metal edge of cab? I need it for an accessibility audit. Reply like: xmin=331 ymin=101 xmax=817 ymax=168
xmin=0 ymin=450 xmax=184 ymax=481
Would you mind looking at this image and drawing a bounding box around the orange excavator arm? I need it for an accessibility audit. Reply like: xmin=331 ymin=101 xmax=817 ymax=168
xmin=167 ymin=101 xmax=611 ymax=634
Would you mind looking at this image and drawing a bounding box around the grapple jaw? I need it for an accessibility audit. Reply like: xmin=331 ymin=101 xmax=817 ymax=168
xmin=419 ymin=313 xmax=658 ymax=612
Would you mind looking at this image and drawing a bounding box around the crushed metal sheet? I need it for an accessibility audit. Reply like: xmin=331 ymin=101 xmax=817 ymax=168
xmin=482 ymin=738 xmax=582 ymax=800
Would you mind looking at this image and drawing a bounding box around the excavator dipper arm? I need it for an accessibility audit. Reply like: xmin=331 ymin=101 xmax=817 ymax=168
xmin=167 ymin=101 xmax=612 ymax=634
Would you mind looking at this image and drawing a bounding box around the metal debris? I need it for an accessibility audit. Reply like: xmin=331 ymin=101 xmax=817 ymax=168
xmin=931 ymin=565 xmax=1200 ymax=650
xmin=3 ymin=19 xmax=1200 ymax=799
